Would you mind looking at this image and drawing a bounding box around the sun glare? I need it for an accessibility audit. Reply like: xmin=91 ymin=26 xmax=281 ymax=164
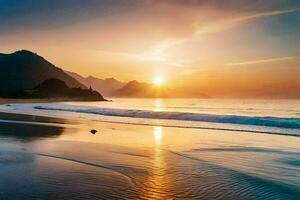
xmin=153 ymin=76 xmax=165 ymax=86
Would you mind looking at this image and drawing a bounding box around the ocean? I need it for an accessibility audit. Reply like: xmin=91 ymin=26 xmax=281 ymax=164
xmin=3 ymin=98 xmax=300 ymax=136
xmin=0 ymin=98 xmax=299 ymax=199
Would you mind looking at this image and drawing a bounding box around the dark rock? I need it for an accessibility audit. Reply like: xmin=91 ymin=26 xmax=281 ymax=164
xmin=90 ymin=129 xmax=98 ymax=134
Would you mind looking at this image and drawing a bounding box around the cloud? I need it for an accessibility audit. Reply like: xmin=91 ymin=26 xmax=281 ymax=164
xmin=148 ymin=7 xmax=300 ymax=61
xmin=1 ymin=0 xmax=300 ymax=79
xmin=225 ymin=56 xmax=296 ymax=66
xmin=195 ymin=8 xmax=300 ymax=35
xmin=154 ymin=0 xmax=259 ymax=9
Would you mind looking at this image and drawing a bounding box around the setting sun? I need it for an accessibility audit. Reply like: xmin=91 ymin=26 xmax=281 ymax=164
xmin=1 ymin=1 xmax=300 ymax=199
xmin=153 ymin=76 xmax=165 ymax=86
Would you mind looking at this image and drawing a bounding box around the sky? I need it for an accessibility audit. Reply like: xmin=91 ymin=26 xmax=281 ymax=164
xmin=1 ymin=0 xmax=300 ymax=98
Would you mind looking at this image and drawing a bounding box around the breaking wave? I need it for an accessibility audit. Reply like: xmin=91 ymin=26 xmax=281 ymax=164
xmin=34 ymin=104 xmax=300 ymax=130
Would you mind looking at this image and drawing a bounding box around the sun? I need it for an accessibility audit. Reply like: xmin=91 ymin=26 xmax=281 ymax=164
xmin=153 ymin=76 xmax=165 ymax=86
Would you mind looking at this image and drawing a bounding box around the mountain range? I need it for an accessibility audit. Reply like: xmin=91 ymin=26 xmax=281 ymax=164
xmin=0 ymin=50 xmax=172 ymax=98
xmin=66 ymin=72 xmax=181 ymax=98
xmin=112 ymin=80 xmax=169 ymax=98
xmin=65 ymin=71 xmax=125 ymax=97
xmin=0 ymin=50 xmax=209 ymax=99
xmin=0 ymin=50 xmax=85 ymax=96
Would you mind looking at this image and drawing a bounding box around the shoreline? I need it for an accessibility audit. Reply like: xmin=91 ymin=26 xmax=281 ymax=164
xmin=0 ymin=98 xmax=300 ymax=137
xmin=0 ymin=104 xmax=299 ymax=199
xmin=0 ymin=98 xmax=108 ymax=105
xmin=0 ymin=98 xmax=66 ymax=105
xmin=0 ymin=111 xmax=75 ymax=125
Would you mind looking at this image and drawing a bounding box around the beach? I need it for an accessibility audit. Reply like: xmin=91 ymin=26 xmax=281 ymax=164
xmin=2 ymin=0 xmax=300 ymax=199
xmin=0 ymin=99 xmax=300 ymax=199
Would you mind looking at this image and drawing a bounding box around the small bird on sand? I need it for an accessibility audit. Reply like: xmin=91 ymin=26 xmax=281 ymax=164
xmin=90 ymin=129 xmax=98 ymax=134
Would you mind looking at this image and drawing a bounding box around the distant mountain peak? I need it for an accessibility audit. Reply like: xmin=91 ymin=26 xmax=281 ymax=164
xmin=127 ymin=80 xmax=140 ymax=85
xmin=11 ymin=50 xmax=48 ymax=64
xmin=86 ymin=76 xmax=96 ymax=80
xmin=65 ymin=71 xmax=125 ymax=96
xmin=105 ymin=78 xmax=117 ymax=81
xmin=12 ymin=50 xmax=43 ymax=59
xmin=112 ymin=80 xmax=168 ymax=98
xmin=14 ymin=49 xmax=36 ymax=55
xmin=0 ymin=50 xmax=86 ymax=96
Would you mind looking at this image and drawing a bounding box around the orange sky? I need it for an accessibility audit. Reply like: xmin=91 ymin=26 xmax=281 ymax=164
xmin=1 ymin=0 xmax=300 ymax=98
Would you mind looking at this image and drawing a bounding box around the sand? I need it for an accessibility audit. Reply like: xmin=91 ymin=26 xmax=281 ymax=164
xmin=0 ymin=111 xmax=299 ymax=199
xmin=0 ymin=98 xmax=99 ymax=105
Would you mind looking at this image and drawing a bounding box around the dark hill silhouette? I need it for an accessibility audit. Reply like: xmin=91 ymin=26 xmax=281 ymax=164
xmin=112 ymin=80 xmax=210 ymax=98
xmin=112 ymin=80 xmax=169 ymax=98
xmin=0 ymin=50 xmax=86 ymax=96
xmin=21 ymin=78 xmax=105 ymax=101
xmin=65 ymin=71 xmax=125 ymax=96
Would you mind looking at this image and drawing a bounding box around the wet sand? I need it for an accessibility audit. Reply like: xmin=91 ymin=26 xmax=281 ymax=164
xmin=0 ymin=112 xmax=300 ymax=199
xmin=0 ymin=98 xmax=101 ymax=107
xmin=0 ymin=98 xmax=65 ymax=105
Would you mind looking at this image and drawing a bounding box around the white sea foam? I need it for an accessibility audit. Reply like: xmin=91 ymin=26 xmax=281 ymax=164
xmin=34 ymin=104 xmax=300 ymax=129
xmin=1 ymin=100 xmax=300 ymax=136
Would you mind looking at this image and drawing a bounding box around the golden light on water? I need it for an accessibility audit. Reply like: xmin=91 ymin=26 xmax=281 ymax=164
xmin=154 ymin=98 xmax=164 ymax=112
xmin=153 ymin=126 xmax=163 ymax=146
xmin=142 ymin=126 xmax=168 ymax=199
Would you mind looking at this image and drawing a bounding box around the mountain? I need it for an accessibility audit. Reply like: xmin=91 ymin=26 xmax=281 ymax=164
xmin=20 ymin=78 xmax=105 ymax=101
xmin=66 ymin=71 xmax=125 ymax=96
xmin=112 ymin=80 xmax=210 ymax=98
xmin=0 ymin=50 xmax=86 ymax=96
xmin=170 ymin=90 xmax=211 ymax=98
xmin=112 ymin=80 xmax=169 ymax=98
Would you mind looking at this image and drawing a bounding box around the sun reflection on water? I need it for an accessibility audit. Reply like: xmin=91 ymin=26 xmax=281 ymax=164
xmin=153 ymin=99 xmax=164 ymax=112
xmin=154 ymin=126 xmax=163 ymax=147
xmin=140 ymin=126 xmax=169 ymax=199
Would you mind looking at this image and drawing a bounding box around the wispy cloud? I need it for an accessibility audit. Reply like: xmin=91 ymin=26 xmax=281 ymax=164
xmin=195 ymin=8 xmax=300 ymax=35
xmin=149 ymin=7 xmax=300 ymax=62
xmin=225 ymin=56 xmax=295 ymax=66
xmin=87 ymin=48 xmax=187 ymax=67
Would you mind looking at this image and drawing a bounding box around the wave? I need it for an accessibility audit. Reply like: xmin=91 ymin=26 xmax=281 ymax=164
xmin=34 ymin=105 xmax=300 ymax=130
xmin=34 ymin=152 xmax=136 ymax=185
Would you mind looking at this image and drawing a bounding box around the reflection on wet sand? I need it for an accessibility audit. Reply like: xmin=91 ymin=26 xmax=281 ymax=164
xmin=0 ymin=121 xmax=64 ymax=141
xmin=0 ymin=113 xmax=300 ymax=199
xmin=153 ymin=126 xmax=163 ymax=147
xmin=141 ymin=126 xmax=169 ymax=199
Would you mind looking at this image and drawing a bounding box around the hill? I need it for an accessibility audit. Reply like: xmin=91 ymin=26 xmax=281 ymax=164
xmin=112 ymin=80 xmax=211 ymax=98
xmin=66 ymin=71 xmax=125 ymax=96
xmin=112 ymin=80 xmax=169 ymax=98
xmin=0 ymin=50 xmax=86 ymax=96
xmin=17 ymin=78 xmax=105 ymax=101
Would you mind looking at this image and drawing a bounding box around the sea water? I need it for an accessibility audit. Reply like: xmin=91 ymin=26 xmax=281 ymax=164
xmin=0 ymin=99 xmax=300 ymax=199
